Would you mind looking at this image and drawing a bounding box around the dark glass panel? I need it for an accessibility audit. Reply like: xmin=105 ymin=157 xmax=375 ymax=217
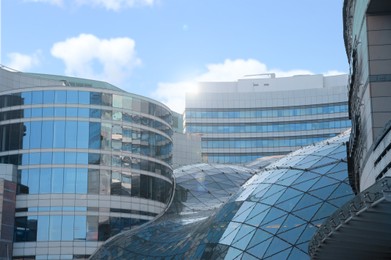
xmin=88 ymin=169 xmax=99 ymax=194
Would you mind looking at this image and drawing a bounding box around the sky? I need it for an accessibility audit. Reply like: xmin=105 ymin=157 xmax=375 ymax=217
xmin=1 ymin=0 xmax=348 ymax=113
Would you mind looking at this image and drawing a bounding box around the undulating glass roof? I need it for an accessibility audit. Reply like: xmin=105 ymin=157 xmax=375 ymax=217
xmin=91 ymin=131 xmax=354 ymax=259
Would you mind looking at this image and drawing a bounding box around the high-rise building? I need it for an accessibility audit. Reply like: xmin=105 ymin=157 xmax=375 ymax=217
xmin=0 ymin=66 xmax=174 ymax=259
xmin=185 ymin=74 xmax=351 ymax=164
xmin=309 ymin=1 xmax=391 ymax=258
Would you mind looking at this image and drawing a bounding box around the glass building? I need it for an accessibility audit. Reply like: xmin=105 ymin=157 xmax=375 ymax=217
xmin=0 ymin=66 xmax=174 ymax=259
xmin=185 ymin=74 xmax=351 ymax=164
xmin=91 ymin=131 xmax=354 ymax=259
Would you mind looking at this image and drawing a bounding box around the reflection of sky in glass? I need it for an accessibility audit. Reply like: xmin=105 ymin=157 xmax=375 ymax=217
xmin=91 ymin=131 xmax=354 ymax=260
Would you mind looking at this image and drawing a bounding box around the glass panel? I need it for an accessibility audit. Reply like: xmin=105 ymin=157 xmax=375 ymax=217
xmin=65 ymin=121 xmax=77 ymax=148
xmin=43 ymin=90 xmax=55 ymax=103
xmin=77 ymin=122 xmax=89 ymax=148
xmin=51 ymin=168 xmax=63 ymax=193
xmin=32 ymin=91 xmax=43 ymax=104
xmin=54 ymin=90 xmax=66 ymax=103
xmin=61 ymin=216 xmax=74 ymax=240
xmin=37 ymin=215 xmax=49 ymax=241
xmin=79 ymin=91 xmax=90 ymax=104
xmin=49 ymin=215 xmax=62 ymax=240
xmin=30 ymin=121 xmax=42 ymax=149
xmin=39 ymin=169 xmax=51 ymax=194
xmin=76 ymin=168 xmax=87 ymax=194
xmin=74 ymin=216 xmax=87 ymax=240
xmin=53 ymin=121 xmax=65 ymax=148
xmin=67 ymin=91 xmax=78 ymax=104
xmin=41 ymin=121 xmax=54 ymax=148
xmin=63 ymin=168 xmax=76 ymax=193
xmin=28 ymin=169 xmax=39 ymax=194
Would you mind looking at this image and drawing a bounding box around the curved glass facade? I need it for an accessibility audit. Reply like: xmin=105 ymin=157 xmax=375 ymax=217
xmin=91 ymin=131 xmax=354 ymax=259
xmin=0 ymin=68 xmax=174 ymax=259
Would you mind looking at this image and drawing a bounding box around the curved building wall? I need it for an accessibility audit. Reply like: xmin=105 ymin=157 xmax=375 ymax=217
xmin=0 ymin=67 xmax=174 ymax=259
xmin=185 ymin=74 xmax=351 ymax=164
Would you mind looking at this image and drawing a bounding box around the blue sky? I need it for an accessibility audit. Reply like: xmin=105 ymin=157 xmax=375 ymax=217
xmin=2 ymin=0 xmax=347 ymax=112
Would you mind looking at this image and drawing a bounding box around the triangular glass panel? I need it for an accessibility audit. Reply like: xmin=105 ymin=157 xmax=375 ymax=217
xmin=296 ymin=241 xmax=310 ymax=253
xmin=308 ymin=183 xmax=338 ymax=200
xmin=232 ymin=227 xmax=256 ymax=250
xmin=276 ymin=188 xmax=302 ymax=204
xmin=328 ymin=182 xmax=353 ymax=200
xmin=246 ymin=229 xmax=272 ymax=249
xmin=328 ymin=161 xmax=347 ymax=174
xmin=278 ymin=214 xmax=307 ymax=233
xmin=310 ymin=176 xmax=340 ymax=190
xmin=263 ymin=237 xmax=291 ymax=258
xmin=277 ymin=224 xmax=306 ymax=245
xmin=261 ymin=215 xmax=287 ymax=235
xmin=292 ymin=203 xmax=322 ymax=221
xmin=292 ymin=178 xmax=320 ymax=192
xmin=327 ymin=169 xmax=348 ymax=181
xmin=220 ymin=222 xmax=241 ymax=245
xmin=293 ymin=194 xmax=322 ymax=211
xmin=311 ymin=163 xmax=337 ymax=175
xmin=246 ymin=208 xmax=270 ymax=227
xmin=311 ymin=157 xmax=339 ymax=169
xmin=312 ymin=202 xmax=338 ymax=221
xmin=296 ymin=224 xmax=318 ymax=244
xmin=233 ymin=202 xmax=256 ymax=222
xmin=247 ymin=237 xmax=273 ymax=259
xmin=289 ymin=248 xmax=309 ymax=259
xmin=242 ymin=253 xmax=259 ymax=260
xmin=224 ymin=247 xmax=243 ymax=260
xmin=260 ymin=185 xmax=285 ymax=200
xmin=292 ymin=172 xmax=320 ymax=185
xmin=264 ymin=247 xmax=291 ymax=260
xmin=275 ymin=195 xmax=302 ymax=212
xmin=261 ymin=190 xmax=285 ymax=205
xmin=261 ymin=208 xmax=287 ymax=226
xmin=327 ymin=196 xmax=352 ymax=208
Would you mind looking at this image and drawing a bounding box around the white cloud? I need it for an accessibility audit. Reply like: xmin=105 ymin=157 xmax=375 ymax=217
xmin=51 ymin=34 xmax=141 ymax=85
xmin=77 ymin=0 xmax=155 ymax=10
xmin=152 ymin=59 xmax=342 ymax=113
xmin=6 ymin=51 xmax=42 ymax=71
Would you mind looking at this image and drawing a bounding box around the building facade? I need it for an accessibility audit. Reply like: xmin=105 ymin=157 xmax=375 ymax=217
xmin=344 ymin=0 xmax=391 ymax=193
xmin=185 ymin=74 xmax=351 ymax=164
xmin=309 ymin=1 xmax=391 ymax=259
xmin=0 ymin=66 xmax=174 ymax=259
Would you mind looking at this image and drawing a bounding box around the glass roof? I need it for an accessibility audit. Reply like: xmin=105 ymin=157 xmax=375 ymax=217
xmin=91 ymin=130 xmax=354 ymax=259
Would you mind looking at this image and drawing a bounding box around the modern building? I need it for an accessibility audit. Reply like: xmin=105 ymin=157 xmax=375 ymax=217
xmin=91 ymin=131 xmax=354 ymax=259
xmin=0 ymin=66 xmax=174 ymax=259
xmin=171 ymin=111 xmax=202 ymax=169
xmin=309 ymin=0 xmax=391 ymax=259
xmin=185 ymin=74 xmax=351 ymax=164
